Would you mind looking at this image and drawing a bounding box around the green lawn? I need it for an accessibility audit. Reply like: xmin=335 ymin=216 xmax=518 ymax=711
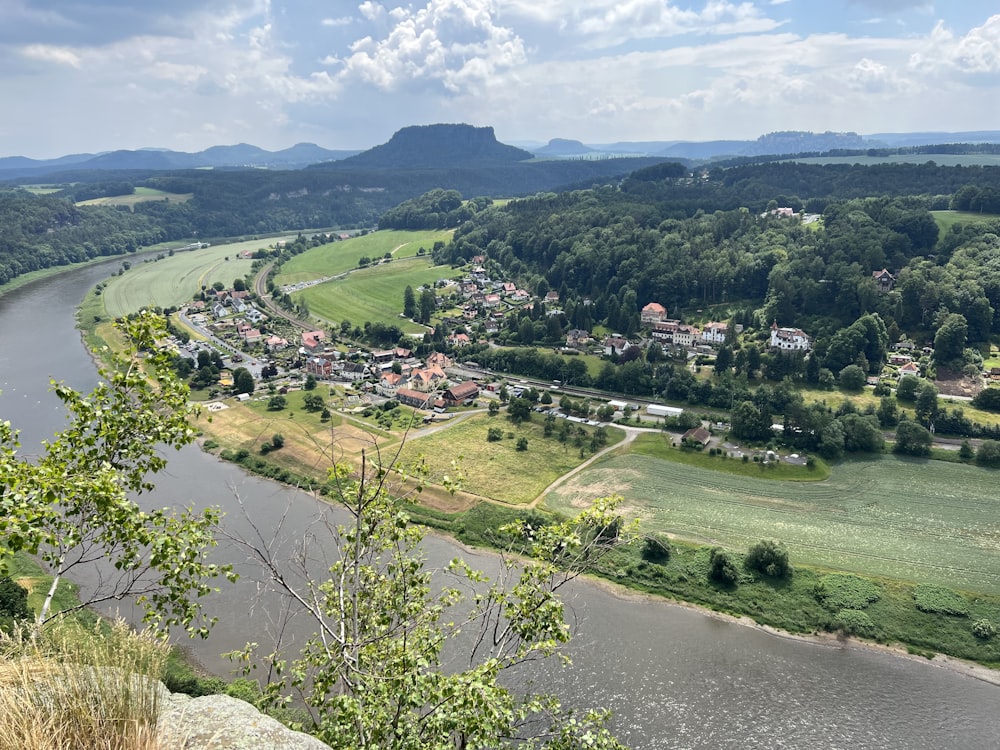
xmin=932 ymin=209 xmax=1000 ymax=234
xmin=545 ymin=446 xmax=1000 ymax=595
xmin=397 ymin=413 xmax=624 ymax=505
xmin=275 ymin=230 xmax=454 ymax=284
xmin=98 ymin=238 xmax=290 ymax=316
xmin=293 ymin=256 xmax=460 ymax=333
xmin=77 ymin=187 xmax=193 ymax=208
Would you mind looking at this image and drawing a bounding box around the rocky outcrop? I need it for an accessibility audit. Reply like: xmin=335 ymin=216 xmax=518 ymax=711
xmin=157 ymin=692 xmax=331 ymax=750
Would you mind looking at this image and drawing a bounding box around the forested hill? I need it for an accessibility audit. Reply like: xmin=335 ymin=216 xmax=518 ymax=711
xmin=438 ymin=163 xmax=1000 ymax=347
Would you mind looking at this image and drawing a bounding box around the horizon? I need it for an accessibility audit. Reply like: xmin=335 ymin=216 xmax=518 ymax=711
xmin=3 ymin=2 xmax=999 ymax=159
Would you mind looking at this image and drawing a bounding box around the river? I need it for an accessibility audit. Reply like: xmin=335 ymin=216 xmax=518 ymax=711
xmin=1 ymin=259 xmax=997 ymax=749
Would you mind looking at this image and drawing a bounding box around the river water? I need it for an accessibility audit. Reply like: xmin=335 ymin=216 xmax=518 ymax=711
xmin=1 ymin=259 xmax=998 ymax=749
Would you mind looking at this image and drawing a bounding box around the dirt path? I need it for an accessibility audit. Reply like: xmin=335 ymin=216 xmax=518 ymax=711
xmin=527 ymin=425 xmax=654 ymax=509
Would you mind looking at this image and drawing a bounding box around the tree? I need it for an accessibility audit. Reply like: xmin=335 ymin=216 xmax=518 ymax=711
xmin=403 ymin=285 xmax=416 ymax=319
xmin=745 ymin=540 xmax=790 ymax=578
xmin=640 ymin=534 xmax=671 ymax=564
xmin=934 ymin=313 xmax=968 ymax=365
xmin=876 ymin=396 xmax=899 ymax=427
xmin=893 ymin=419 xmax=933 ymax=457
xmin=708 ymin=548 xmax=740 ymax=585
xmin=896 ymin=375 xmax=920 ymax=402
xmin=959 ymin=439 xmax=975 ymax=461
xmin=0 ymin=312 xmax=230 ymax=633
xmin=303 ymin=393 xmax=325 ymax=412
xmin=233 ymin=367 xmax=255 ymax=396
xmin=972 ymin=387 xmax=1000 ymax=413
xmin=516 ymin=436 xmax=529 ymax=451
xmin=0 ymin=576 xmax=31 ymax=630
xmin=267 ymin=395 xmax=287 ymax=411
xmin=227 ymin=460 xmax=632 ymax=749
xmin=418 ymin=288 xmax=436 ymax=324
xmin=976 ymin=440 xmax=1000 ymax=467
xmin=714 ymin=345 xmax=733 ymax=376
xmin=507 ymin=397 xmax=533 ymax=424
xmin=270 ymin=433 xmax=285 ymax=450
xmin=233 ymin=277 xmax=246 ymax=292
xmin=304 ymin=374 xmax=317 ymax=391
xmin=488 ymin=399 xmax=500 ymax=416
xmin=731 ymin=400 xmax=772 ymax=442
xmin=838 ymin=364 xmax=866 ymax=392
xmin=914 ymin=382 xmax=939 ymax=426
xmin=487 ymin=426 xmax=504 ymax=442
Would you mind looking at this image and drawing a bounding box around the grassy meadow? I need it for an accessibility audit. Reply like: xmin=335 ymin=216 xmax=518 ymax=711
xmin=397 ymin=413 xmax=624 ymax=505
xmin=76 ymin=186 xmax=192 ymax=208
xmin=98 ymin=238 xmax=292 ymax=317
xmin=275 ymin=229 xmax=453 ymax=284
xmin=932 ymin=209 xmax=1000 ymax=234
xmin=293 ymin=256 xmax=460 ymax=332
xmin=545 ymin=437 xmax=1000 ymax=596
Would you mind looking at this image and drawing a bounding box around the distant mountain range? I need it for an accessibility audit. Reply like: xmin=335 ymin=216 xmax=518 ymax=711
xmin=4 ymin=126 xmax=1000 ymax=182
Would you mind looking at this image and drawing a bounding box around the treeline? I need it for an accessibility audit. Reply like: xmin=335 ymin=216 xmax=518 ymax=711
xmin=379 ymin=189 xmax=492 ymax=230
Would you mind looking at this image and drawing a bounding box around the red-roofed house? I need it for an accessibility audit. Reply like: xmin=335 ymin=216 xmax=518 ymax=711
xmin=443 ymin=381 xmax=479 ymax=405
xmin=641 ymin=302 xmax=668 ymax=325
xmin=396 ymin=388 xmax=431 ymax=409
xmin=301 ymin=330 xmax=325 ymax=352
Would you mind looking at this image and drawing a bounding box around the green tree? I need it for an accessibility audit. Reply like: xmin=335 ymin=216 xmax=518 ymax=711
xmin=934 ymin=313 xmax=968 ymax=365
xmin=488 ymin=399 xmax=500 ymax=416
xmin=731 ymin=401 xmax=772 ymax=442
xmin=0 ymin=576 xmax=31 ymax=630
xmin=893 ymin=419 xmax=933 ymax=456
xmin=976 ymin=439 xmax=1000 ymax=467
xmin=304 ymin=374 xmax=317 ymax=391
xmin=270 ymin=433 xmax=285 ymax=450
xmin=972 ymin=387 xmax=1000 ymax=412
xmin=959 ymin=439 xmax=975 ymax=460
xmin=876 ymin=395 xmax=899 ymax=427
xmin=714 ymin=345 xmax=733 ymax=376
xmin=267 ymin=395 xmax=287 ymax=411
xmin=403 ymin=285 xmax=416 ymax=319
xmin=487 ymin=426 xmax=504 ymax=442
xmin=303 ymin=393 xmax=325 ymax=412
xmin=507 ymin=397 xmax=533 ymax=424
xmin=708 ymin=548 xmax=739 ymax=585
xmin=0 ymin=312 xmax=230 ymax=633
xmin=232 ymin=277 xmax=246 ymax=292
xmin=233 ymin=367 xmax=255 ymax=396
xmin=896 ymin=375 xmax=921 ymax=402
xmin=640 ymin=534 xmax=671 ymax=564
xmin=838 ymin=364 xmax=866 ymax=392
xmin=229 ymin=462 xmax=631 ymax=749
xmin=915 ymin=382 xmax=939 ymax=426
xmin=745 ymin=540 xmax=790 ymax=578
xmin=516 ymin=436 xmax=529 ymax=451
xmin=418 ymin=288 xmax=436 ymax=324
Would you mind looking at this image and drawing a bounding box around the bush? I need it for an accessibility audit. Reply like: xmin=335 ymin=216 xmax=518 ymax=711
xmin=835 ymin=609 xmax=879 ymax=638
xmin=816 ymin=574 xmax=881 ymax=611
xmin=486 ymin=427 xmax=504 ymax=442
xmin=640 ymin=534 xmax=671 ymax=564
xmin=913 ymin=584 xmax=969 ymax=616
xmin=744 ymin=539 xmax=790 ymax=578
xmin=972 ymin=618 xmax=996 ymax=640
xmin=708 ymin=548 xmax=740 ymax=585
xmin=515 ymin=437 xmax=528 ymax=451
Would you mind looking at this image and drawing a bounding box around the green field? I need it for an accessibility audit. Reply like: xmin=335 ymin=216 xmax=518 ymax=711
xmin=77 ymin=187 xmax=193 ymax=208
xmin=99 ymin=238 xmax=291 ymax=316
xmin=275 ymin=229 xmax=453 ymax=285
xmin=293 ymin=256 xmax=460 ymax=333
xmin=932 ymin=209 xmax=1000 ymax=234
xmin=546 ymin=439 xmax=1000 ymax=595
xmin=397 ymin=414 xmax=624 ymax=505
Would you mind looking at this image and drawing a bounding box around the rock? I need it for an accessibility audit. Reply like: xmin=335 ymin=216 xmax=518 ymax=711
xmin=157 ymin=693 xmax=331 ymax=750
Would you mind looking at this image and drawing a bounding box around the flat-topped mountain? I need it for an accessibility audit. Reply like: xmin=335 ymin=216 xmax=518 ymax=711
xmin=333 ymin=124 xmax=534 ymax=169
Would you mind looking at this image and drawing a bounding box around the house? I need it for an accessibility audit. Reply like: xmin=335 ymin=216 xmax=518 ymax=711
xmin=371 ymin=349 xmax=396 ymax=363
xmin=769 ymin=322 xmax=812 ymax=352
xmin=264 ymin=335 xmax=288 ymax=352
xmin=443 ymin=381 xmax=479 ymax=405
xmin=339 ymin=362 xmax=369 ymax=382
xmin=502 ymin=282 xmax=517 ymax=294
xmin=510 ymin=288 xmax=530 ymax=302
xmin=211 ymin=302 xmax=228 ymax=318
xmin=396 ymin=388 xmax=431 ymax=409
xmin=545 ymin=290 xmax=560 ymax=304
xmin=640 ymin=302 xmax=668 ymax=325
xmin=897 ymin=361 xmax=921 ymax=380
xmin=603 ymin=335 xmax=632 ymax=357
xmin=449 ymin=332 xmax=471 ymax=347
xmin=565 ymin=329 xmax=591 ymax=349
xmin=889 ymin=353 xmax=912 ymax=366
xmin=673 ymin=325 xmax=699 ymax=349
xmin=230 ymin=298 xmax=247 ymax=314
xmin=242 ymin=328 xmax=262 ymax=344
xmin=427 ymin=351 xmax=453 ymax=369
xmin=301 ymin=330 xmax=325 ymax=352
xmin=377 ymin=372 xmax=403 ymax=397
xmin=682 ymin=426 xmax=712 ymax=446
xmin=483 ymin=293 xmax=501 ymax=308
xmin=701 ymin=322 xmax=728 ymax=345
xmin=873 ymin=268 xmax=895 ymax=293
xmin=244 ymin=308 xmax=265 ymax=324
xmin=304 ymin=357 xmax=333 ymax=379
xmin=651 ymin=320 xmax=679 ymax=343
xmin=471 ymin=255 xmax=486 ymax=265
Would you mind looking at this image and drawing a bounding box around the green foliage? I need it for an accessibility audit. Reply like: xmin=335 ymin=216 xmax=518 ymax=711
xmin=486 ymin=426 xmax=504 ymax=442
xmin=971 ymin=618 xmax=995 ymax=639
xmin=838 ymin=364 xmax=866 ymax=391
xmin=971 ymin=387 xmax=1000 ymax=412
xmin=893 ymin=419 xmax=933 ymax=456
xmin=0 ymin=312 xmax=231 ymax=635
xmin=895 ymin=375 xmax=921 ymax=402
xmin=975 ymin=439 xmax=1000 ymax=467
xmin=835 ymin=609 xmax=879 ymax=638
xmin=744 ymin=539 xmax=790 ymax=578
xmin=267 ymin=394 xmax=287 ymax=411
xmin=303 ymin=393 xmax=325 ymax=412
xmin=816 ymin=574 xmax=881 ymax=610
xmin=640 ymin=534 xmax=671 ymax=564
xmin=516 ymin=436 xmax=529 ymax=452
xmin=913 ymin=584 xmax=970 ymax=617
xmin=708 ymin=548 xmax=740 ymax=585
xmin=0 ymin=576 xmax=31 ymax=631
xmin=232 ymin=367 xmax=255 ymax=396
xmin=229 ymin=458 xmax=632 ymax=749
xmin=304 ymin=374 xmax=317 ymax=391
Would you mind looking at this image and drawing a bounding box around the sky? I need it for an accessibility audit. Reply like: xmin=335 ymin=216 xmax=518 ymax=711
xmin=2 ymin=0 xmax=1000 ymax=157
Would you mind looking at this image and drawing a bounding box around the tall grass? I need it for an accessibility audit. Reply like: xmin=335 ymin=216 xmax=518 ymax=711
xmin=0 ymin=620 xmax=169 ymax=750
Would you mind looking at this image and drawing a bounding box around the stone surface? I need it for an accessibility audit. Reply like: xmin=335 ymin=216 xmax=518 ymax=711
xmin=157 ymin=693 xmax=331 ymax=750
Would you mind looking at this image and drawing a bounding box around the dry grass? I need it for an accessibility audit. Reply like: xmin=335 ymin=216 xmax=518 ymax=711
xmin=0 ymin=620 xmax=169 ymax=750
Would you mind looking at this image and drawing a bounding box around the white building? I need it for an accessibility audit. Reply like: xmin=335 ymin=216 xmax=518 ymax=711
xmin=769 ymin=322 xmax=811 ymax=352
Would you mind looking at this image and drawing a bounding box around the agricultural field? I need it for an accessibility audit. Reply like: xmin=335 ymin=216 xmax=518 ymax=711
xmin=397 ymin=413 xmax=624 ymax=505
xmin=293 ymin=256 xmax=460 ymax=333
xmin=275 ymin=229 xmax=453 ymax=285
xmin=545 ymin=436 xmax=1000 ymax=595
xmin=76 ymin=186 xmax=193 ymax=208
xmin=932 ymin=209 xmax=1000 ymax=234
xmin=98 ymin=238 xmax=289 ymax=317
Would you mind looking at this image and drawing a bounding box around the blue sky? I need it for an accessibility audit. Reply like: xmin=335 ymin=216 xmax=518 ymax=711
xmin=2 ymin=1 xmax=999 ymax=157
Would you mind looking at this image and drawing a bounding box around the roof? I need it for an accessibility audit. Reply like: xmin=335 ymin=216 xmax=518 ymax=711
xmin=642 ymin=302 xmax=667 ymax=313
xmin=682 ymin=427 xmax=712 ymax=444
xmin=444 ymin=381 xmax=479 ymax=401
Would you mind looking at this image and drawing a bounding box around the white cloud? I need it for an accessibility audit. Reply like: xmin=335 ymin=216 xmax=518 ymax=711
xmin=20 ymin=44 xmax=81 ymax=67
xmin=337 ymin=0 xmax=526 ymax=94
xmin=909 ymin=15 xmax=1000 ymax=74
xmin=321 ymin=17 xmax=353 ymax=27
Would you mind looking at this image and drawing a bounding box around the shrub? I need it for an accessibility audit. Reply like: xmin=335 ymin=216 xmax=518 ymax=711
xmin=972 ymin=618 xmax=996 ymax=640
xmin=486 ymin=427 xmax=503 ymax=442
xmin=640 ymin=534 xmax=671 ymax=564
xmin=816 ymin=574 xmax=881 ymax=611
xmin=913 ymin=584 xmax=969 ymax=616
xmin=708 ymin=548 xmax=739 ymax=585
xmin=744 ymin=539 xmax=790 ymax=578
xmin=835 ymin=609 xmax=878 ymax=638
xmin=515 ymin=437 xmax=528 ymax=452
